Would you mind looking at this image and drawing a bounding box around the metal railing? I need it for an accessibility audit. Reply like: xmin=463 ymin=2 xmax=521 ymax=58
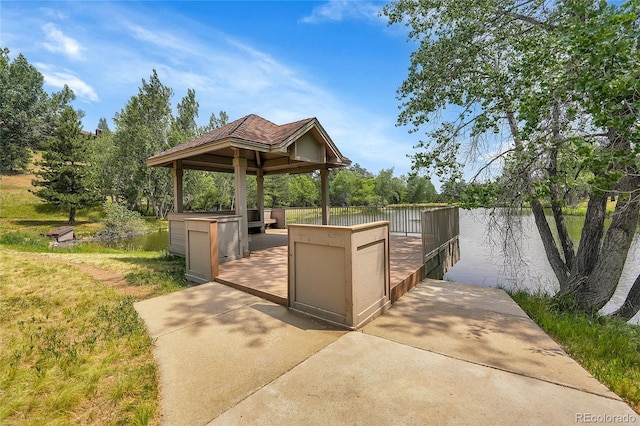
xmin=283 ymin=205 xmax=437 ymax=236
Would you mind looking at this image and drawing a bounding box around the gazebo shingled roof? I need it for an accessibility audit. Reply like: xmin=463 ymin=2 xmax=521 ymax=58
xmin=147 ymin=114 xmax=350 ymax=175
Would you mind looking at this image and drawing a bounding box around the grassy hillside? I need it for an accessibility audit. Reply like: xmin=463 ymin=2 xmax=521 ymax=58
xmin=0 ymin=171 xmax=104 ymax=237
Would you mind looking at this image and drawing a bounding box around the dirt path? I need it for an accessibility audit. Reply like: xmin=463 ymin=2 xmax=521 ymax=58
xmin=18 ymin=253 xmax=154 ymax=299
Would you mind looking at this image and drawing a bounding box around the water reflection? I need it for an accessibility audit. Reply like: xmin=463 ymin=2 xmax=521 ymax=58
xmin=103 ymin=230 xmax=169 ymax=251
xmin=444 ymin=209 xmax=640 ymax=322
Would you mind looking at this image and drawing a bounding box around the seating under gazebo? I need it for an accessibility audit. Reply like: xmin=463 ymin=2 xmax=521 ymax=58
xmin=147 ymin=113 xmax=351 ymax=257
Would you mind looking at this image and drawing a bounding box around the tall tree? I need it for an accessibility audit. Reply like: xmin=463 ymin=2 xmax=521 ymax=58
xmin=111 ymin=70 xmax=174 ymax=217
xmin=330 ymin=169 xmax=358 ymax=206
xmin=384 ymin=0 xmax=640 ymax=318
xmin=405 ymin=173 xmax=437 ymax=204
xmin=198 ymin=111 xmax=229 ymax=135
xmin=32 ymin=90 xmax=102 ymax=224
xmin=0 ymin=49 xmax=49 ymax=174
xmin=193 ymin=173 xmax=234 ymax=211
xmin=439 ymin=179 xmax=467 ymax=203
xmin=97 ymin=117 xmax=110 ymax=133
xmin=265 ymin=174 xmax=292 ymax=208
xmin=289 ymin=174 xmax=320 ymax=207
xmin=91 ymin=118 xmax=117 ymax=202
xmin=172 ymin=99 xmax=231 ymax=212
xmin=169 ymin=88 xmax=199 ymax=146
xmin=329 ymin=166 xmax=379 ymax=206
xmin=170 ymin=88 xmax=201 ymax=209
xmin=375 ymin=168 xmax=406 ymax=205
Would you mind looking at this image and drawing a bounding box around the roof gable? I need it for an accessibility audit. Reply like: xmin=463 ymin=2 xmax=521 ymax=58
xmin=147 ymin=113 xmax=350 ymax=173
xmin=150 ymin=114 xmax=316 ymax=159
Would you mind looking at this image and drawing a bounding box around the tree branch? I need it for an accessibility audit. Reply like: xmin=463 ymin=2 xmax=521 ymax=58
xmin=504 ymin=11 xmax=558 ymax=30
xmin=469 ymin=148 xmax=516 ymax=182
xmin=549 ymin=100 xmax=575 ymax=269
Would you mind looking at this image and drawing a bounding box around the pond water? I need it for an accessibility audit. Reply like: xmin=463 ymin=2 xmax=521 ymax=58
xmin=103 ymin=230 xmax=169 ymax=251
xmin=444 ymin=209 xmax=640 ymax=322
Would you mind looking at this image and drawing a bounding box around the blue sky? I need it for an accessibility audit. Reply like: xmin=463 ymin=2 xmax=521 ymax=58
xmin=0 ymin=0 xmax=434 ymax=181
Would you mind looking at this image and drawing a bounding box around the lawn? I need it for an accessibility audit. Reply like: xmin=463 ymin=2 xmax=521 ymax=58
xmin=0 ymin=172 xmax=104 ymax=237
xmin=509 ymin=290 xmax=640 ymax=413
xmin=0 ymin=248 xmax=165 ymax=424
xmin=0 ymin=172 xmax=188 ymax=424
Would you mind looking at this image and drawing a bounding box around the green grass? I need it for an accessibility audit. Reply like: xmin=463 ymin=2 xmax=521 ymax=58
xmin=0 ymin=250 xmax=160 ymax=424
xmin=508 ymin=290 xmax=640 ymax=413
xmin=0 ymin=173 xmax=105 ymax=238
xmin=0 ymin=170 xmax=188 ymax=424
xmin=561 ymin=199 xmax=617 ymax=216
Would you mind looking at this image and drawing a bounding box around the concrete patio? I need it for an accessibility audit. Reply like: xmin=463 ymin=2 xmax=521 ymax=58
xmin=134 ymin=278 xmax=639 ymax=425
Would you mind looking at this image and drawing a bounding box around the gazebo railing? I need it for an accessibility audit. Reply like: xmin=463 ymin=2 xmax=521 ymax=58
xmin=281 ymin=206 xmax=427 ymax=236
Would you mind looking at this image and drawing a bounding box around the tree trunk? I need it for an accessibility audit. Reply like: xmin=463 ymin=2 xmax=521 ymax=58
xmin=562 ymin=194 xmax=607 ymax=295
xmin=548 ymin=101 xmax=575 ymax=269
xmin=68 ymin=206 xmax=76 ymax=225
xmin=612 ymin=274 xmax=640 ymax=321
xmin=575 ymin=174 xmax=640 ymax=310
xmin=504 ymin=107 xmax=572 ymax=288
xmin=550 ymin=196 xmax=574 ymax=267
xmin=530 ymin=200 xmax=569 ymax=287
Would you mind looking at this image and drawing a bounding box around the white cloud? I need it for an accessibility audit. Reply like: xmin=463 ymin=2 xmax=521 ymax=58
xmin=36 ymin=63 xmax=99 ymax=102
xmin=125 ymin=23 xmax=194 ymax=57
xmin=42 ymin=23 xmax=84 ymax=60
xmin=118 ymin=22 xmax=326 ymax=111
xmin=41 ymin=8 xmax=68 ymax=20
xmin=300 ymin=0 xmax=383 ymax=24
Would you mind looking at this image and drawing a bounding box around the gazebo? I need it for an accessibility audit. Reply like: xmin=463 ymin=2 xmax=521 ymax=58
xmin=146 ymin=113 xmax=351 ymax=256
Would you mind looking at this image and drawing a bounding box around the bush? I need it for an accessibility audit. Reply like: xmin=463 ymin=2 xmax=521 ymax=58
xmin=0 ymin=231 xmax=50 ymax=250
xmin=95 ymin=203 xmax=147 ymax=241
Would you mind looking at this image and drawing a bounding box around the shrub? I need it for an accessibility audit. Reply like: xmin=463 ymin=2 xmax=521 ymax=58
xmin=95 ymin=203 xmax=147 ymax=241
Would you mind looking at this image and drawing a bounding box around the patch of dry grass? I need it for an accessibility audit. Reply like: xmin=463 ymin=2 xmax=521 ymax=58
xmin=0 ymin=164 xmax=190 ymax=425
xmin=0 ymin=249 xmax=160 ymax=425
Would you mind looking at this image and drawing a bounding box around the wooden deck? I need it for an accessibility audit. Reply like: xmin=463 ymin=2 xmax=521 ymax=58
xmin=214 ymin=230 xmax=425 ymax=306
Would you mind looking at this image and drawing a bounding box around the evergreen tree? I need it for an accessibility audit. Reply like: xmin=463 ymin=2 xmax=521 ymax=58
xmin=32 ymin=100 xmax=102 ymax=224
xmin=198 ymin=111 xmax=229 ymax=135
xmin=0 ymin=48 xmax=49 ymax=174
xmin=97 ymin=117 xmax=110 ymax=133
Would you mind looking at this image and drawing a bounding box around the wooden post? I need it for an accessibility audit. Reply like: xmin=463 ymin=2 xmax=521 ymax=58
xmin=210 ymin=220 xmax=219 ymax=278
xmin=257 ymin=169 xmax=265 ymax=233
xmin=173 ymin=160 xmax=183 ymax=213
xmin=321 ymin=167 xmax=330 ymax=225
xmin=233 ymin=151 xmax=249 ymax=256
